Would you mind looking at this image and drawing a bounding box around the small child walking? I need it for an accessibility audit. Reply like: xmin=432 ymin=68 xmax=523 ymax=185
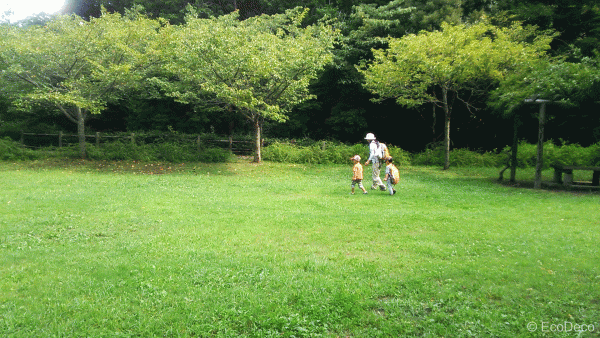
xmin=384 ymin=157 xmax=399 ymax=196
xmin=350 ymin=155 xmax=368 ymax=195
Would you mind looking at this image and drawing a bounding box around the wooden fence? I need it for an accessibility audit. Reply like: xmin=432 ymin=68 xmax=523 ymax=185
xmin=18 ymin=131 xmax=256 ymax=155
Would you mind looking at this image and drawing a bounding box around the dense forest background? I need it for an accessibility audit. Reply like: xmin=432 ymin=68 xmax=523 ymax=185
xmin=2 ymin=0 xmax=599 ymax=153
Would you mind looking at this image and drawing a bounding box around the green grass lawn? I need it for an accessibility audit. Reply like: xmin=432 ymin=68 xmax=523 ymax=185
xmin=1 ymin=159 xmax=599 ymax=337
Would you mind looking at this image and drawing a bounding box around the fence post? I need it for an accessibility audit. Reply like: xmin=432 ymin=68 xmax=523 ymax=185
xmin=197 ymin=135 xmax=201 ymax=152
xmin=96 ymin=132 xmax=100 ymax=148
xmin=20 ymin=130 xmax=24 ymax=145
xmin=59 ymin=131 xmax=63 ymax=148
xmin=131 ymin=133 xmax=135 ymax=145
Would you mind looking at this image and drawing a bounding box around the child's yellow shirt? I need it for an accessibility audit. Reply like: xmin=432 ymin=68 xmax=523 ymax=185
xmin=352 ymin=162 xmax=363 ymax=180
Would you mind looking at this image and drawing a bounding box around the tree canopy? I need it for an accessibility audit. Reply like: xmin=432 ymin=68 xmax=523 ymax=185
xmin=1 ymin=0 xmax=599 ymax=157
xmin=358 ymin=20 xmax=554 ymax=169
xmin=0 ymin=9 xmax=163 ymax=157
xmin=154 ymin=7 xmax=338 ymax=162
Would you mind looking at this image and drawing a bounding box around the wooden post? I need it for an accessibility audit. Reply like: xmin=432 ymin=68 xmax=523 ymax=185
xmin=534 ymin=102 xmax=546 ymax=189
xmin=525 ymin=98 xmax=551 ymax=190
xmin=20 ymin=130 xmax=24 ymax=145
xmin=59 ymin=131 xmax=63 ymax=148
xmin=509 ymin=114 xmax=519 ymax=183
xmin=197 ymin=135 xmax=201 ymax=152
xmin=563 ymin=169 xmax=573 ymax=186
xmin=131 ymin=133 xmax=135 ymax=145
xmin=96 ymin=132 xmax=100 ymax=148
xmin=553 ymin=167 xmax=563 ymax=184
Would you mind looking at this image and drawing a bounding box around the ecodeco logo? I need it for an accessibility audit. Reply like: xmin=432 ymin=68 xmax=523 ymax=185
xmin=527 ymin=321 xmax=596 ymax=333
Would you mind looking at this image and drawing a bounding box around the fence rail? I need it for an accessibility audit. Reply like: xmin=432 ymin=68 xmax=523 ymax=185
xmin=18 ymin=131 xmax=256 ymax=155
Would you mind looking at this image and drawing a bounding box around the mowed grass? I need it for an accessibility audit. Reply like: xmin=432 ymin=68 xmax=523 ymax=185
xmin=1 ymin=159 xmax=599 ymax=337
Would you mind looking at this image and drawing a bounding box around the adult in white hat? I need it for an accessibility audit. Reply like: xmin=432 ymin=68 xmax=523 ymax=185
xmin=363 ymin=133 xmax=386 ymax=191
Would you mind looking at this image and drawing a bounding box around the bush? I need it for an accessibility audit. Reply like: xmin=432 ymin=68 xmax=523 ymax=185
xmin=58 ymin=140 xmax=233 ymax=163
xmin=587 ymin=143 xmax=600 ymax=166
xmin=413 ymin=140 xmax=600 ymax=168
xmin=411 ymin=145 xmax=446 ymax=167
xmin=509 ymin=140 xmax=600 ymax=169
xmin=412 ymin=145 xmax=504 ymax=167
xmin=0 ymin=137 xmax=39 ymax=160
xmin=262 ymin=140 xmax=411 ymax=166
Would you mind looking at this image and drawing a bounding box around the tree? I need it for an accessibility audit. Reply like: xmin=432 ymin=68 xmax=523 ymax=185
xmin=489 ymin=55 xmax=600 ymax=188
xmin=357 ymin=20 xmax=553 ymax=169
xmin=157 ymin=7 xmax=338 ymax=162
xmin=0 ymin=9 xmax=163 ymax=157
xmin=493 ymin=0 xmax=600 ymax=57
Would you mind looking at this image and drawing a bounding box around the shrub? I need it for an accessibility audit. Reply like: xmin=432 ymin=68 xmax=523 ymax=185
xmin=78 ymin=140 xmax=232 ymax=163
xmin=411 ymin=144 xmax=446 ymax=167
xmin=0 ymin=137 xmax=39 ymax=160
xmin=510 ymin=140 xmax=599 ymax=169
xmin=262 ymin=141 xmax=412 ymax=166
xmin=587 ymin=143 xmax=600 ymax=166
xmin=197 ymin=147 xmax=233 ymax=163
xmin=412 ymin=145 xmax=504 ymax=167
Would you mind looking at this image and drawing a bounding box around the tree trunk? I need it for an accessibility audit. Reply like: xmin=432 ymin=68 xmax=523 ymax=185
xmin=432 ymin=102 xmax=437 ymax=144
xmin=442 ymin=87 xmax=451 ymax=170
xmin=510 ymin=114 xmax=520 ymax=183
xmin=534 ymin=102 xmax=546 ymax=189
xmin=252 ymin=114 xmax=261 ymax=163
xmin=76 ymin=107 xmax=87 ymax=159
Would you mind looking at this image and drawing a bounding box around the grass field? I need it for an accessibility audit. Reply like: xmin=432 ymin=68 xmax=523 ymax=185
xmin=1 ymin=159 xmax=599 ymax=337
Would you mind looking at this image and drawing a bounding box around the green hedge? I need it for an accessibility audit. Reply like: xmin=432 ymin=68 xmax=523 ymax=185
xmin=411 ymin=141 xmax=600 ymax=168
xmin=0 ymin=137 xmax=40 ymax=160
xmin=0 ymin=138 xmax=232 ymax=163
xmin=84 ymin=141 xmax=232 ymax=163
xmin=508 ymin=140 xmax=600 ymax=169
xmin=4 ymin=135 xmax=599 ymax=168
xmin=412 ymin=146 xmax=503 ymax=167
xmin=262 ymin=141 xmax=412 ymax=166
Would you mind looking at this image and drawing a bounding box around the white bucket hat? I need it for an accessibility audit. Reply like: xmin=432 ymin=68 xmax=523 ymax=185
xmin=364 ymin=133 xmax=376 ymax=140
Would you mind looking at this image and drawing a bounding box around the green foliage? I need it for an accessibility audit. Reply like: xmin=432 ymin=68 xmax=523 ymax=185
xmin=262 ymin=140 xmax=411 ymax=166
xmin=156 ymin=7 xmax=339 ymax=162
xmin=413 ymin=141 xmax=600 ymax=168
xmin=358 ymin=21 xmax=553 ymax=108
xmin=0 ymin=137 xmax=38 ymax=160
xmin=339 ymin=0 xmax=414 ymax=63
xmin=506 ymin=140 xmax=600 ymax=169
xmin=489 ymin=55 xmax=600 ymax=115
xmin=0 ymin=136 xmax=233 ymax=163
xmin=0 ymin=10 xmax=165 ymax=157
xmin=358 ymin=20 xmax=554 ymax=169
xmin=0 ymin=11 xmax=163 ymax=115
xmin=413 ymin=144 xmax=503 ymax=167
xmin=82 ymin=141 xmax=233 ymax=163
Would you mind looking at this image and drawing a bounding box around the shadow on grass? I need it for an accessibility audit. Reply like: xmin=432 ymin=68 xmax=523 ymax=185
xmin=497 ymin=179 xmax=600 ymax=195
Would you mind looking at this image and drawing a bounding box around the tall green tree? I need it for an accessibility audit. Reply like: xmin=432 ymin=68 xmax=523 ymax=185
xmin=489 ymin=54 xmax=600 ymax=187
xmin=494 ymin=0 xmax=600 ymax=56
xmin=358 ymin=21 xmax=554 ymax=169
xmin=157 ymin=7 xmax=338 ymax=162
xmin=0 ymin=9 xmax=163 ymax=157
